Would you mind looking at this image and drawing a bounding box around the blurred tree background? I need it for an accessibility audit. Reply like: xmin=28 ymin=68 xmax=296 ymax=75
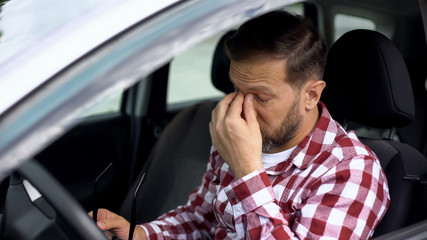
xmin=0 ymin=0 xmax=7 ymax=9
xmin=0 ymin=0 xmax=9 ymax=37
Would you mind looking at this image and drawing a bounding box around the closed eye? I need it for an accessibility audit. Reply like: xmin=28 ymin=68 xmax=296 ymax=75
xmin=256 ymin=95 xmax=270 ymax=103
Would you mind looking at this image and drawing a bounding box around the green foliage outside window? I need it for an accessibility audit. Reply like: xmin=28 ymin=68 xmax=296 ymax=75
xmin=0 ymin=0 xmax=10 ymax=37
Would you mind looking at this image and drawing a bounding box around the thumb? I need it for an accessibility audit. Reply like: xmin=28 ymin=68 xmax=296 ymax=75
xmin=243 ymin=94 xmax=258 ymax=125
xmin=96 ymin=220 xmax=108 ymax=230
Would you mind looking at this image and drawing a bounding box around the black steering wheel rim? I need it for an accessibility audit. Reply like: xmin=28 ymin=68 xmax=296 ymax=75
xmin=14 ymin=159 xmax=107 ymax=240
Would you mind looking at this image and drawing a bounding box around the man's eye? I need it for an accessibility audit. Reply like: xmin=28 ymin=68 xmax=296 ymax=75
xmin=256 ymin=95 xmax=270 ymax=103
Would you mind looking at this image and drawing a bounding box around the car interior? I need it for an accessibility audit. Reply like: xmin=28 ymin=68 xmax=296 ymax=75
xmin=1 ymin=0 xmax=427 ymax=239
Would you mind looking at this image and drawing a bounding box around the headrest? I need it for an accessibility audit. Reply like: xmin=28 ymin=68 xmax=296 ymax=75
xmin=322 ymin=29 xmax=415 ymax=128
xmin=211 ymin=31 xmax=235 ymax=94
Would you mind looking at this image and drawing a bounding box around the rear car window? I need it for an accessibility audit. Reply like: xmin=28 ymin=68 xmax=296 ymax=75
xmin=334 ymin=13 xmax=376 ymax=41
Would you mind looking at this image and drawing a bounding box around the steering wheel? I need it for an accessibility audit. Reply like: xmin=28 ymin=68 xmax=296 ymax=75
xmin=2 ymin=160 xmax=107 ymax=240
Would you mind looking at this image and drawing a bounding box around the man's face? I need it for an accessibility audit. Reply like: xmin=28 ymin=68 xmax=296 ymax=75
xmin=229 ymin=57 xmax=303 ymax=153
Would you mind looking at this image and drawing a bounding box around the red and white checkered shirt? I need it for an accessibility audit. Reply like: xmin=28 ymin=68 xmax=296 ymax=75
xmin=140 ymin=102 xmax=390 ymax=239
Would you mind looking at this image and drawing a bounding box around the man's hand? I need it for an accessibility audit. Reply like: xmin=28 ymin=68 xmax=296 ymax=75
xmin=89 ymin=209 xmax=146 ymax=240
xmin=209 ymin=92 xmax=263 ymax=179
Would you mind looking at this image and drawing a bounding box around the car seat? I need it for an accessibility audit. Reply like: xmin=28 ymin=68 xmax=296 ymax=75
xmin=322 ymin=29 xmax=427 ymax=236
xmin=120 ymin=31 xmax=234 ymax=223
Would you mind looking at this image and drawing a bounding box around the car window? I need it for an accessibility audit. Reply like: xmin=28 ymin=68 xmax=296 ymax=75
xmin=78 ymin=92 xmax=123 ymax=118
xmin=284 ymin=2 xmax=303 ymax=15
xmin=334 ymin=13 xmax=376 ymax=41
xmin=167 ymin=3 xmax=304 ymax=106
xmin=167 ymin=33 xmax=226 ymax=105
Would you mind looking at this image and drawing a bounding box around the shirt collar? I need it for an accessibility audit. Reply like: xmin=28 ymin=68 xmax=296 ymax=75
xmin=266 ymin=102 xmax=338 ymax=175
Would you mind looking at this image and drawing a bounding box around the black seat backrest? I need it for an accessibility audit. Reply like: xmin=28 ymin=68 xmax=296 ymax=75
xmin=120 ymin=31 xmax=234 ymax=222
xmin=322 ymin=29 xmax=427 ymax=236
xmin=211 ymin=31 xmax=235 ymax=94
xmin=120 ymin=101 xmax=216 ymax=222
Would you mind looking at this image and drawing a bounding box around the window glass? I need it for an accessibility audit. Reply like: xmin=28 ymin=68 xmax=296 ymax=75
xmin=334 ymin=13 xmax=376 ymax=41
xmin=167 ymin=3 xmax=304 ymax=105
xmin=78 ymin=92 xmax=123 ymax=118
xmin=284 ymin=3 xmax=303 ymax=15
xmin=167 ymin=33 xmax=225 ymax=105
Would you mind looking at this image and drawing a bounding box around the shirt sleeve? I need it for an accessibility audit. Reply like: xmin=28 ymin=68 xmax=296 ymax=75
xmin=224 ymin=168 xmax=298 ymax=239
xmin=138 ymin=153 xmax=219 ymax=239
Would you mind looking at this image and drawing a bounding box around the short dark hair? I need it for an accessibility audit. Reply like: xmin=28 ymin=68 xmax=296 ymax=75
xmin=225 ymin=10 xmax=326 ymax=89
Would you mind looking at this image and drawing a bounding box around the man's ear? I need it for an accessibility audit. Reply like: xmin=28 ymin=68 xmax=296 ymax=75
xmin=303 ymin=80 xmax=326 ymax=110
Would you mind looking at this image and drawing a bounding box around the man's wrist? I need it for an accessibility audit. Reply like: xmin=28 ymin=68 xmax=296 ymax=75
xmin=233 ymin=165 xmax=263 ymax=179
xmin=134 ymin=226 xmax=147 ymax=240
xmin=230 ymin=159 xmax=263 ymax=179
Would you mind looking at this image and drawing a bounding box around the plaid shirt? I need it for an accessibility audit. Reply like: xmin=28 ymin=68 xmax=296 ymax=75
xmin=140 ymin=102 xmax=390 ymax=239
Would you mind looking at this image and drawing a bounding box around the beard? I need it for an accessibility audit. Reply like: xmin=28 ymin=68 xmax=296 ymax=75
xmin=260 ymin=99 xmax=303 ymax=152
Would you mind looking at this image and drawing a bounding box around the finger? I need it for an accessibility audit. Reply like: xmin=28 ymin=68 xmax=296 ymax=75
xmin=226 ymin=91 xmax=245 ymax=118
xmin=209 ymin=121 xmax=217 ymax=147
xmin=97 ymin=214 xmax=129 ymax=231
xmin=213 ymin=92 xmax=237 ymax=120
xmin=222 ymin=91 xmax=238 ymax=104
xmin=94 ymin=208 xmax=115 ymax=222
xmin=243 ymin=94 xmax=258 ymax=125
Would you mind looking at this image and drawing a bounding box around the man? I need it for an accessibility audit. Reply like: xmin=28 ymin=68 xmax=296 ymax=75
xmin=93 ymin=10 xmax=390 ymax=239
